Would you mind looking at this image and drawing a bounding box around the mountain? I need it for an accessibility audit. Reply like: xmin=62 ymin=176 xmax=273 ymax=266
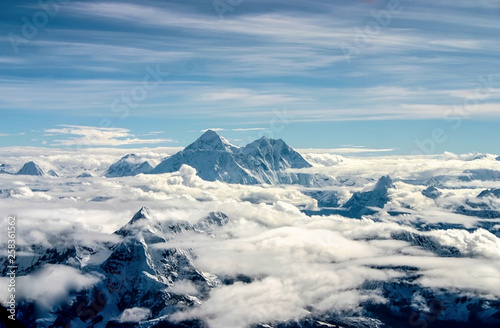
xmin=302 ymin=176 xmax=394 ymax=218
xmin=47 ymin=169 xmax=59 ymax=177
xmin=421 ymin=186 xmax=442 ymax=199
xmin=477 ymin=188 xmax=500 ymax=198
xmin=47 ymin=207 xmax=225 ymax=327
xmin=0 ymin=164 xmax=12 ymax=174
xmin=8 ymin=207 xmax=500 ymax=328
xmin=390 ymin=230 xmax=460 ymax=257
xmin=303 ymin=190 xmax=340 ymax=207
xmin=16 ymin=161 xmax=44 ymax=176
xmin=184 ymin=129 xmax=238 ymax=153
xmin=105 ymin=154 xmax=154 ymax=178
xmin=77 ymin=172 xmax=93 ymax=178
xmin=341 ymin=176 xmax=394 ymax=218
xmin=458 ymin=169 xmax=500 ymax=181
xmin=455 ymin=198 xmax=500 ymax=219
xmin=150 ymin=130 xmax=333 ymax=186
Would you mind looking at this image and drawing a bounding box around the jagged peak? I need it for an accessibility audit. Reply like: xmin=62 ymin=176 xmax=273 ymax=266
xmin=194 ymin=211 xmax=230 ymax=234
xmin=115 ymin=207 xmax=157 ymax=237
xmin=374 ymin=175 xmax=394 ymax=191
xmin=185 ymin=130 xmax=238 ymax=152
xmin=130 ymin=206 xmax=152 ymax=224
xmin=243 ymin=136 xmax=292 ymax=154
xmin=122 ymin=153 xmax=138 ymax=159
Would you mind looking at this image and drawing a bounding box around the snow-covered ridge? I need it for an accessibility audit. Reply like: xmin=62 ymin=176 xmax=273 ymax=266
xmin=149 ymin=130 xmax=333 ymax=186
xmin=105 ymin=154 xmax=153 ymax=177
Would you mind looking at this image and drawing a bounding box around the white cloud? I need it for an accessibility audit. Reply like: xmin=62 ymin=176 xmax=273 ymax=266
xmin=45 ymin=125 xmax=172 ymax=146
xmin=119 ymin=307 xmax=151 ymax=323
xmin=0 ymin=148 xmax=500 ymax=327
xmin=200 ymin=128 xmax=226 ymax=133
xmin=167 ymin=280 xmax=200 ymax=296
xmin=0 ymin=265 xmax=100 ymax=310
xmin=299 ymin=147 xmax=396 ymax=154
xmin=231 ymin=128 xmax=266 ymax=132
xmin=0 ymin=132 xmax=25 ymax=137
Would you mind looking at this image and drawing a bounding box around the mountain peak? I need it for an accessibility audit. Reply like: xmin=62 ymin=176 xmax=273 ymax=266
xmin=123 ymin=153 xmax=138 ymax=159
xmin=374 ymin=175 xmax=394 ymax=191
xmin=16 ymin=161 xmax=44 ymax=176
xmin=130 ymin=206 xmax=152 ymax=224
xmin=105 ymin=154 xmax=153 ymax=177
xmin=185 ymin=130 xmax=238 ymax=152
xmin=149 ymin=131 xmax=326 ymax=185
xmin=115 ymin=207 xmax=157 ymax=237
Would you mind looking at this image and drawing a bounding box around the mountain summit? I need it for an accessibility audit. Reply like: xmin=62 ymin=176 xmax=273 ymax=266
xmin=105 ymin=154 xmax=153 ymax=177
xmin=149 ymin=130 xmax=331 ymax=186
xmin=185 ymin=129 xmax=238 ymax=152
xmin=16 ymin=161 xmax=44 ymax=176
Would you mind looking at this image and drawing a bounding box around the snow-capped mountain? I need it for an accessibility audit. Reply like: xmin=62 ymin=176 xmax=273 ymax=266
xmin=421 ymin=186 xmax=442 ymax=199
xmin=0 ymin=164 xmax=11 ymax=174
xmin=105 ymin=154 xmax=154 ymax=178
xmin=10 ymin=206 xmax=499 ymax=328
xmin=478 ymin=188 xmax=500 ymax=198
xmin=459 ymin=169 xmax=500 ymax=181
xmin=341 ymin=175 xmax=394 ymax=218
xmin=150 ymin=130 xmax=333 ymax=186
xmin=47 ymin=169 xmax=59 ymax=177
xmin=16 ymin=161 xmax=44 ymax=176
xmin=303 ymin=190 xmax=340 ymax=207
xmin=46 ymin=207 xmax=224 ymax=327
xmin=77 ymin=172 xmax=93 ymax=178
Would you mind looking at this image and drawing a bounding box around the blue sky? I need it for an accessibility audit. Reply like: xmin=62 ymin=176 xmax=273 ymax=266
xmin=0 ymin=0 xmax=499 ymax=155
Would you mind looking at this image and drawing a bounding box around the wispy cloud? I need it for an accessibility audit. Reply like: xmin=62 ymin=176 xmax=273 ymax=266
xmin=0 ymin=132 xmax=25 ymax=137
xmin=45 ymin=125 xmax=172 ymax=146
xmin=200 ymin=128 xmax=266 ymax=133
xmin=299 ymin=147 xmax=396 ymax=154
xmin=142 ymin=131 xmax=165 ymax=136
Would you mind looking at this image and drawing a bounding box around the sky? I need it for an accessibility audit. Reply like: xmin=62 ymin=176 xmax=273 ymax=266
xmin=0 ymin=0 xmax=499 ymax=155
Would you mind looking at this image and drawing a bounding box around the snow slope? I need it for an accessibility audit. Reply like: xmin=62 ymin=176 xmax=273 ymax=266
xmin=150 ymin=130 xmax=333 ymax=187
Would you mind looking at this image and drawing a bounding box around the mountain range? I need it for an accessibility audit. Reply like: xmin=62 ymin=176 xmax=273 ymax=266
xmin=5 ymin=207 xmax=499 ymax=328
xmin=148 ymin=130 xmax=333 ymax=186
